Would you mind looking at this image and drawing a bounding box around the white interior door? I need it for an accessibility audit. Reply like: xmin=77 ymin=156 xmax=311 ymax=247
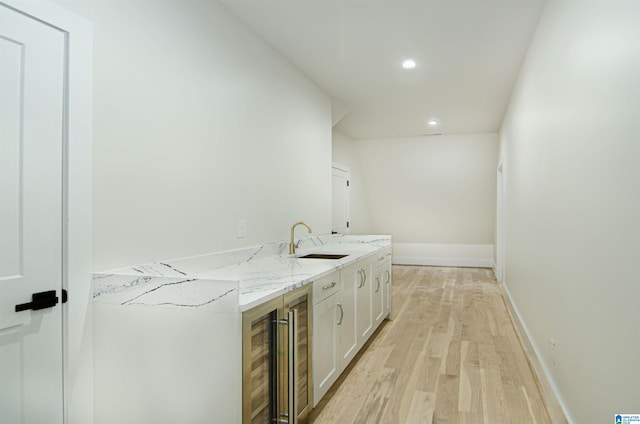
xmin=1 ymin=4 xmax=66 ymax=423
xmin=331 ymin=165 xmax=350 ymax=234
xmin=496 ymin=163 xmax=505 ymax=282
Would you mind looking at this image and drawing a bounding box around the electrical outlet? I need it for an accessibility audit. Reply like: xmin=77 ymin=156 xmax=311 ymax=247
xmin=237 ymin=220 xmax=247 ymax=239
xmin=550 ymin=338 xmax=557 ymax=365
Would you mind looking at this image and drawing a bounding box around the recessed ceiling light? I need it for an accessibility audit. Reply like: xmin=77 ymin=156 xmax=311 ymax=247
xmin=402 ymin=59 xmax=416 ymax=69
xmin=427 ymin=119 xmax=439 ymax=126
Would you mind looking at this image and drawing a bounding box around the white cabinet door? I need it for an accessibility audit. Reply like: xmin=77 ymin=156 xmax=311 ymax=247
xmin=383 ymin=262 xmax=392 ymax=317
xmin=373 ymin=253 xmax=392 ymax=325
xmin=373 ymin=262 xmax=385 ymax=325
xmin=337 ymin=264 xmax=358 ymax=369
xmin=356 ymin=262 xmax=373 ymax=342
xmin=312 ymin=292 xmax=339 ymax=406
xmin=0 ymin=5 xmax=66 ymax=423
xmin=311 ymin=252 xmax=393 ymax=407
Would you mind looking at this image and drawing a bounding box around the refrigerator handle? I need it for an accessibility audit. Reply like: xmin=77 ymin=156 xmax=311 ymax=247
xmin=288 ymin=308 xmax=298 ymax=424
xmin=276 ymin=315 xmax=289 ymax=424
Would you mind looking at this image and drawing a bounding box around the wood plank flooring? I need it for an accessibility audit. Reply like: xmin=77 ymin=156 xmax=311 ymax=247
xmin=310 ymin=266 xmax=552 ymax=424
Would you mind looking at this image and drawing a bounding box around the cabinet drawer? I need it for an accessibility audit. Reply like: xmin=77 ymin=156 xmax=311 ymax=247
xmin=374 ymin=246 xmax=392 ymax=263
xmin=312 ymin=272 xmax=340 ymax=304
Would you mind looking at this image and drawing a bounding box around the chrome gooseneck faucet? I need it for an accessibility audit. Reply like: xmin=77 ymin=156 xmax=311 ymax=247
xmin=289 ymin=221 xmax=312 ymax=255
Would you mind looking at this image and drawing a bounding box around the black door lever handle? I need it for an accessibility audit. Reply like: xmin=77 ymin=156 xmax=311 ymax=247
xmin=15 ymin=290 xmax=59 ymax=312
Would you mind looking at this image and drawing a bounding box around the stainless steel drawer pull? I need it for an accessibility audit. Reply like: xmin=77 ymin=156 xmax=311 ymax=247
xmin=322 ymin=282 xmax=337 ymax=290
xmin=375 ymin=276 xmax=380 ymax=293
xmin=337 ymin=303 xmax=344 ymax=325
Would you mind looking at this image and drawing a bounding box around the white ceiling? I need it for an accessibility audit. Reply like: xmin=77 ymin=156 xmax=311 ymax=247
xmin=220 ymin=0 xmax=546 ymax=140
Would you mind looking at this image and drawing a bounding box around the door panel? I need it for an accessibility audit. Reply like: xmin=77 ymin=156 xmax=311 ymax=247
xmin=248 ymin=311 xmax=276 ymax=423
xmin=338 ymin=265 xmax=357 ymax=367
xmin=242 ymin=300 xmax=280 ymax=424
xmin=283 ymin=288 xmax=312 ymax=422
xmin=331 ymin=167 xmax=349 ymax=234
xmin=293 ymin=298 xmax=309 ymax=417
xmin=0 ymin=34 xmax=21 ymax=282
xmin=312 ymin=293 xmax=340 ymax=406
xmin=373 ymin=264 xmax=384 ymax=324
xmin=356 ymin=264 xmax=372 ymax=341
xmin=383 ymin=265 xmax=392 ymax=317
xmin=0 ymin=5 xmax=65 ymax=423
xmin=0 ymin=28 xmax=26 ymax=332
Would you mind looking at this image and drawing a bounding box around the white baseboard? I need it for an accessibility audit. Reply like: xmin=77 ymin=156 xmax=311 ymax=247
xmin=392 ymin=243 xmax=494 ymax=268
xmin=501 ymin=284 xmax=572 ymax=424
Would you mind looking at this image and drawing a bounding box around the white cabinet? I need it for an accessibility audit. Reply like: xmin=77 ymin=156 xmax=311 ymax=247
xmin=311 ymin=263 xmax=360 ymax=407
xmin=337 ymin=264 xmax=358 ymax=369
xmin=312 ymin=250 xmax=393 ymax=406
xmin=373 ymin=249 xmax=392 ymax=325
xmin=355 ymin=261 xmax=373 ymax=343
xmin=383 ymin=260 xmax=392 ymax=318
xmin=312 ymin=272 xmax=340 ymax=406
xmin=373 ymin=261 xmax=385 ymax=325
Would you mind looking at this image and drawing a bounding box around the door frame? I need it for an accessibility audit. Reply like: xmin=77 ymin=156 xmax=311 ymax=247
xmin=1 ymin=1 xmax=93 ymax=422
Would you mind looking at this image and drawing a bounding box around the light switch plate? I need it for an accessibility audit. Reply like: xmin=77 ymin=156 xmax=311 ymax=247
xmin=237 ymin=220 xmax=247 ymax=239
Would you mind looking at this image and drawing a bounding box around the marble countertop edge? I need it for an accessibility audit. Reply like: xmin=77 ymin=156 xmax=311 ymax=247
xmin=92 ymin=234 xmax=392 ymax=312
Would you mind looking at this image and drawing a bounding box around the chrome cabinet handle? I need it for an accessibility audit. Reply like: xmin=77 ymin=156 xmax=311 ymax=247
xmin=337 ymin=303 xmax=344 ymax=325
xmin=322 ymin=281 xmax=337 ymax=290
xmin=358 ymin=268 xmax=367 ymax=288
xmin=384 ymin=270 xmax=391 ymax=284
xmin=375 ymin=276 xmax=380 ymax=293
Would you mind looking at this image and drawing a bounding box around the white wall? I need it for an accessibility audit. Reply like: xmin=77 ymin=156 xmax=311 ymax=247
xmin=53 ymin=0 xmax=332 ymax=271
xmin=332 ymin=130 xmax=373 ymax=234
xmin=355 ymin=133 xmax=498 ymax=266
xmin=499 ymin=1 xmax=640 ymax=422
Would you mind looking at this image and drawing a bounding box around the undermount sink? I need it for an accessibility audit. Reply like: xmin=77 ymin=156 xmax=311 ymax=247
xmin=297 ymin=253 xmax=349 ymax=260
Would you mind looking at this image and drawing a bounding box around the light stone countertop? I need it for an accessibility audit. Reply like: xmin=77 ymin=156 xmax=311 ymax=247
xmin=92 ymin=234 xmax=391 ymax=312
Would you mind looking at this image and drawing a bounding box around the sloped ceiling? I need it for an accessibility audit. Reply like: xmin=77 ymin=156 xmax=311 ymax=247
xmin=220 ymin=0 xmax=545 ymax=139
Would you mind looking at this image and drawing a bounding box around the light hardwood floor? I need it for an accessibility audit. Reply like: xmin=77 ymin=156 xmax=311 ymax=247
xmin=310 ymin=265 xmax=552 ymax=424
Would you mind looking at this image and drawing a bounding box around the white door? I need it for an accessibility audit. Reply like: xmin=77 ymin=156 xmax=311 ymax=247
xmin=1 ymin=4 xmax=66 ymax=423
xmin=331 ymin=165 xmax=350 ymax=234
xmin=496 ymin=164 xmax=505 ymax=282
